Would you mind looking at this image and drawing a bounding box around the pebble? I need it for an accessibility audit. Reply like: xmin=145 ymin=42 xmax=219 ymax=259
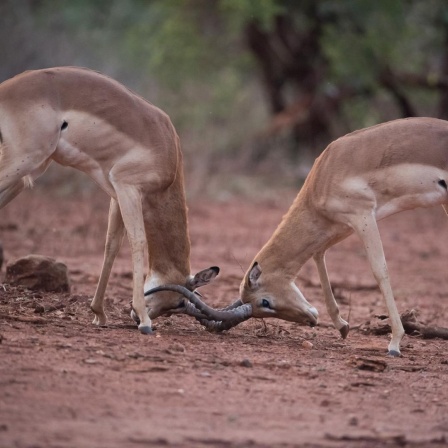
xmin=34 ymin=304 xmax=45 ymax=314
xmin=348 ymin=415 xmax=359 ymax=426
xmin=83 ymin=358 xmax=99 ymax=364
xmin=302 ymin=340 xmax=314 ymax=350
xmin=240 ymin=358 xmax=253 ymax=368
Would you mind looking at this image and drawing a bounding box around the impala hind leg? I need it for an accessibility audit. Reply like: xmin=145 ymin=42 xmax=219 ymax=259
xmin=313 ymin=251 xmax=350 ymax=339
xmin=113 ymin=184 xmax=152 ymax=334
xmin=90 ymin=198 xmax=125 ymax=326
xmin=349 ymin=212 xmax=404 ymax=356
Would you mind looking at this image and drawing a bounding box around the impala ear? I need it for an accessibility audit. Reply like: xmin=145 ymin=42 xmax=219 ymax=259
xmin=187 ymin=266 xmax=220 ymax=289
xmin=248 ymin=262 xmax=262 ymax=289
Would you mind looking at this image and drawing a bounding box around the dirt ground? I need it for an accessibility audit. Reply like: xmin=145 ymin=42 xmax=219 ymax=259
xmin=1 ymin=185 xmax=448 ymax=448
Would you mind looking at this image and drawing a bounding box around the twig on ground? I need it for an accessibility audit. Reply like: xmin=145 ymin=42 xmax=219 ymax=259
xmin=363 ymin=309 xmax=448 ymax=339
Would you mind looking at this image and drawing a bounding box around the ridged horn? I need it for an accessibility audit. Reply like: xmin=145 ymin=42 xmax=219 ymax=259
xmin=217 ymin=299 xmax=243 ymax=311
xmin=196 ymin=312 xmax=251 ymax=332
xmin=144 ymin=284 xmax=252 ymax=322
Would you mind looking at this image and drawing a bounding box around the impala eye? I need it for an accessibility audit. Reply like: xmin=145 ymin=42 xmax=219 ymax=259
xmin=261 ymin=298 xmax=271 ymax=309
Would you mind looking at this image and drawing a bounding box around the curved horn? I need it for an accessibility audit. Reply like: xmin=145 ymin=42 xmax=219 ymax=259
xmin=218 ymin=299 xmax=243 ymax=311
xmin=144 ymin=284 xmax=252 ymax=322
xmin=196 ymin=311 xmax=251 ymax=332
xmin=196 ymin=299 xmax=247 ymax=331
xmin=183 ymin=301 xmax=208 ymax=319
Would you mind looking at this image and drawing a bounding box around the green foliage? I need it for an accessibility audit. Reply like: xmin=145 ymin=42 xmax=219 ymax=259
xmin=126 ymin=2 xmax=210 ymax=85
xmin=322 ymin=1 xmax=436 ymax=88
xmin=123 ymin=1 xmax=259 ymax=86
xmin=4 ymin=0 xmax=448 ymax=170
xmin=218 ymin=0 xmax=283 ymax=32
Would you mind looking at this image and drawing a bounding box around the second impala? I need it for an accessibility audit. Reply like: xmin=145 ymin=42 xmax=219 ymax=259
xmin=152 ymin=117 xmax=448 ymax=356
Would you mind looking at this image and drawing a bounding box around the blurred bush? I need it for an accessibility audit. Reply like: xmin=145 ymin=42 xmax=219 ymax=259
xmin=2 ymin=0 xmax=448 ymax=195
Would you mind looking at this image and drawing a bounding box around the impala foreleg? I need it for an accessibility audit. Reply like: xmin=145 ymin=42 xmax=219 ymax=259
xmin=113 ymin=184 xmax=152 ymax=334
xmin=349 ymin=213 xmax=404 ymax=356
xmin=91 ymin=198 xmax=125 ymax=326
xmin=313 ymin=251 xmax=350 ymax=338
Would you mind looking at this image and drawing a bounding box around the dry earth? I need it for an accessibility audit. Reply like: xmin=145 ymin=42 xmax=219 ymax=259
xmin=1 ymin=186 xmax=448 ymax=448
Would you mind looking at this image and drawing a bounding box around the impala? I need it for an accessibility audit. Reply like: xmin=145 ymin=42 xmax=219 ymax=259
xmin=0 ymin=66 xmax=221 ymax=333
xmin=148 ymin=117 xmax=448 ymax=356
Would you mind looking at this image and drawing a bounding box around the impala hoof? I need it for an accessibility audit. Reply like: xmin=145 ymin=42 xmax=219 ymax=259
xmin=339 ymin=324 xmax=350 ymax=339
xmin=92 ymin=314 xmax=107 ymax=327
xmin=388 ymin=349 xmax=401 ymax=357
xmin=138 ymin=324 xmax=154 ymax=335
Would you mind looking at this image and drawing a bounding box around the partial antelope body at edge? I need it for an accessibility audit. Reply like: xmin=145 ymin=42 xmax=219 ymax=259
xmin=159 ymin=117 xmax=448 ymax=356
xmin=0 ymin=66 xmax=222 ymax=333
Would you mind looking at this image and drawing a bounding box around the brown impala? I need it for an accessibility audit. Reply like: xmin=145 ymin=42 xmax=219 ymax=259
xmin=0 ymin=66 xmax=229 ymax=334
xmin=151 ymin=118 xmax=448 ymax=356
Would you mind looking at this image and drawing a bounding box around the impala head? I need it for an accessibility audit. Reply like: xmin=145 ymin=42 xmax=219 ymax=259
xmin=240 ymin=262 xmax=319 ymax=326
xmin=141 ymin=262 xmax=319 ymax=331
xmin=131 ymin=266 xmax=220 ymax=323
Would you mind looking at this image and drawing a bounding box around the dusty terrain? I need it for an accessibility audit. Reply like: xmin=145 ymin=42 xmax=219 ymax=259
xmin=1 ymin=185 xmax=448 ymax=448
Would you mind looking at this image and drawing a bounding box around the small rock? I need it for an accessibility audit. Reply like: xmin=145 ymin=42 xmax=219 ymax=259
xmin=302 ymin=340 xmax=314 ymax=350
xmin=83 ymin=358 xmax=99 ymax=364
xmin=240 ymin=358 xmax=253 ymax=368
xmin=348 ymin=415 xmax=359 ymax=426
xmin=5 ymin=254 xmax=70 ymax=292
xmin=276 ymin=360 xmax=291 ymax=369
xmin=227 ymin=414 xmax=239 ymax=422
xmin=34 ymin=304 xmax=45 ymax=314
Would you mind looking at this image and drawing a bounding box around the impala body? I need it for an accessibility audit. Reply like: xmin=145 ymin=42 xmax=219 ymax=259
xmin=0 ymin=67 xmax=218 ymax=333
xmin=239 ymin=117 xmax=448 ymax=355
xmin=149 ymin=118 xmax=448 ymax=354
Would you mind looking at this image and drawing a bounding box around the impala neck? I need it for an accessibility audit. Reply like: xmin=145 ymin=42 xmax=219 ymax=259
xmin=143 ymin=164 xmax=191 ymax=284
xmin=253 ymin=190 xmax=338 ymax=280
